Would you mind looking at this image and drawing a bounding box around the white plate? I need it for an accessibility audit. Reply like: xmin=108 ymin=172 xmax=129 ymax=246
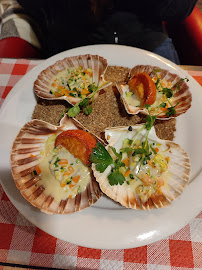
xmin=0 ymin=45 xmax=202 ymax=249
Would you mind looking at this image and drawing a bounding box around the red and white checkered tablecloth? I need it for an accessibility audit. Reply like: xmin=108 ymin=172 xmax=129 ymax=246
xmin=0 ymin=58 xmax=202 ymax=270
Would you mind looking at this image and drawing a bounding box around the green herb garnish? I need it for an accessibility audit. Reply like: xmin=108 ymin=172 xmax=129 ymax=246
xmin=79 ymin=98 xmax=89 ymax=108
xmin=90 ymin=142 xmax=114 ymax=173
xmin=66 ymin=180 xmax=72 ymax=185
xmin=83 ymin=105 xmax=93 ymax=115
xmin=67 ymin=105 xmax=80 ymax=118
xmin=54 ymin=157 xmax=60 ymax=167
xmin=88 ymin=83 xmax=98 ymax=93
xmin=162 ymin=87 xmax=173 ymax=98
xmin=90 ymin=142 xmax=126 ymax=186
xmin=129 ymin=174 xmax=134 ymax=179
xmin=158 ymin=102 xmax=166 ymax=108
xmin=145 ymin=115 xmax=156 ymax=130
xmin=150 ymin=144 xmax=157 ymax=154
xmin=67 ymin=81 xmax=110 ymax=117
xmin=166 ymin=105 xmax=177 ymax=117
xmin=132 ymin=148 xmax=147 ymax=156
xmin=120 ymin=147 xmax=133 ymax=153
xmin=108 ymin=169 xmax=125 ymax=186
xmin=69 ymin=93 xmax=76 ymax=97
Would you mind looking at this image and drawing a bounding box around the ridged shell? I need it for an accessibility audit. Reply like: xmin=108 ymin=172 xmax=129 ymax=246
xmin=10 ymin=116 xmax=102 ymax=214
xmin=34 ymin=54 xmax=111 ymax=105
xmin=92 ymin=125 xmax=190 ymax=210
xmin=116 ymin=65 xmax=192 ymax=119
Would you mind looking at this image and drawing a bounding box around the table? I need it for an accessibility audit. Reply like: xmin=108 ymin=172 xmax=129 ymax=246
xmin=0 ymin=58 xmax=202 ymax=270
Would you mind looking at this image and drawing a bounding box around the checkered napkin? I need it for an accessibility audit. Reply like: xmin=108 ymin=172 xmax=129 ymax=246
xmin=0 ymin=58 xmax=202 ymax=270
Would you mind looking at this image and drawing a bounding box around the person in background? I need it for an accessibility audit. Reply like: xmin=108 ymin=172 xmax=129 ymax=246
xmin=17 ymin=0 xmax=197 ymax=64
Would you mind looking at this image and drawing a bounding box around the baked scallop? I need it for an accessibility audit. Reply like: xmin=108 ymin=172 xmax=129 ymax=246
xmin=116 ymin=65 xmax=192 ymax=119
xmin=10 ymin=116 xmax=102 ymax=214
xmin=91 ymin=125 xmax=191 ymax=210
xmin=34 ymin=54 xmax=111 ymax=105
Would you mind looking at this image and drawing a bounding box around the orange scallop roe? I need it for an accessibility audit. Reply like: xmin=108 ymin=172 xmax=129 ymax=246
xmin=128 ymin=72 xmax=157 ymax=105
xmin=55 ymin=130 xmax=97 ymax=165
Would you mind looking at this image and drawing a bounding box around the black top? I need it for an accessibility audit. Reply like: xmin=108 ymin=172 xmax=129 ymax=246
xmin=17 ymin=0 xmax=197 ymax=58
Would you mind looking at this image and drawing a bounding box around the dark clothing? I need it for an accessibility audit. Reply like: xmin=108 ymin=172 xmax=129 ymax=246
xmin=17 ymin=0 xmax=197 ymax=58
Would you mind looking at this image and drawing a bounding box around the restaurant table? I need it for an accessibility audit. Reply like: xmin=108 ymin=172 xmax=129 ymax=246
xmin=0 ymin=58 xmax=202 ymax=270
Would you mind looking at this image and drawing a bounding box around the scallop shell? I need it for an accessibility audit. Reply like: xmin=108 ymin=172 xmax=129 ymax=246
xmin=10 ymin=116 xmax=102 ymax=214
xmin=116 ymin=65 xmax=192 ymax=119
xmin=92 ymin=125 xmax=191 ymax=210
xmin=34 ymin=54 xmax=111 ymax=105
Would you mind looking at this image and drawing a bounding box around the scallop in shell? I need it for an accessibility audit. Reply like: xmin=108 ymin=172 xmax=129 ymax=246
xmin=116 ymin=65 xmax=192 ymax=119
xmin=34 ymin=54 xmax=111 ymax=105
xmin=10 ymin=116 xmax=102 ymax=214
xmin=92 ymin=125 xmax=190 ymax=210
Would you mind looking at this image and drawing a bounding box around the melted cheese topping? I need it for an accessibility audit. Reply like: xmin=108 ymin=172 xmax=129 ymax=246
xmin=37 ymin=134 xmax=91 ymax=203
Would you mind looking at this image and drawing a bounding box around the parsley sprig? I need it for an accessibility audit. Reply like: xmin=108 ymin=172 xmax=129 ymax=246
xmin=90 ymin=143 xmax=125 ymax=185
xmin=90 ymin=142 xmax=113 ymax=173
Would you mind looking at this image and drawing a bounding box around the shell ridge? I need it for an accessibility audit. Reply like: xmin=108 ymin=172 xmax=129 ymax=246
xmin=86 ymin=183 xmax=93 ymax=204
xmin=161 ymin=189 xmax=174 ymax=202
xmin=74 ymin=193 xmax=82 ymax=212
xmin=12 ymin=147 xmax=41 ymax=155
xmin=169 ymin=163 xmax=190 ymax=179
xmin=58 ymin=199 xmax=69 ymax=214
xmin=29 ymin=185 xmax=45 ymax=201
xmin=15 ymin=175 xmax=39 ymax=190
xmin=12 ymin=155 xmax=40 ymax=166
xmin=41 ymin=195 xmax=54 ymax=211
xmin=12 ymin=162 xmax=38 ymax=176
